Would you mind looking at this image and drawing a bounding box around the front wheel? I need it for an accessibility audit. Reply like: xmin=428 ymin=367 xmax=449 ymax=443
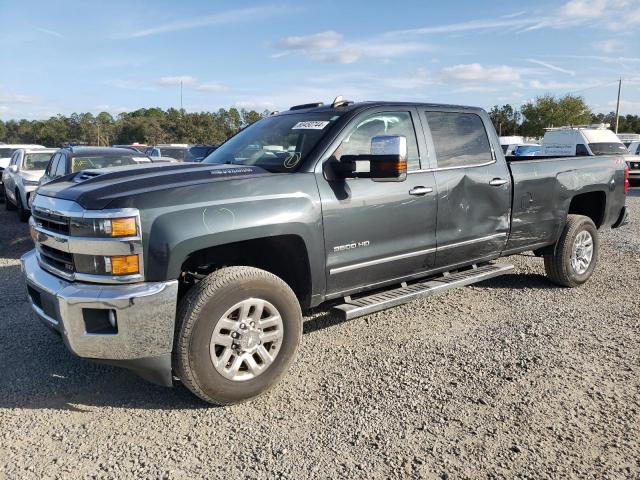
xmin=4 ymin=188 xmax=16 ymax=211
xmin=544 ymin=214 xmax=599 ymax=287
xmin=16 ymin=191 xmax=29 ymax=222
xmin=174 ymin=266 xmax=302 ymax=405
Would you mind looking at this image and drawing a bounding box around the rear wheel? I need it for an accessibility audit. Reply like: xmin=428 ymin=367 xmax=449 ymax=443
xmin=174 ymin=266 xmax=302 ymax=405
xmin=544 ymin=214 xmax=599 ymax=287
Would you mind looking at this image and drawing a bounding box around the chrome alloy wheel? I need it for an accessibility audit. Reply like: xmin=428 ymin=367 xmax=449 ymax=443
xmin=571 ymin=230 xmax=593 ymax=275
xmin=210 ymin=298 xmax=284 ymax=382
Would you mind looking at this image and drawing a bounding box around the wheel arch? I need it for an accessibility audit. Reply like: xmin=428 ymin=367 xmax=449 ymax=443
xmin=177 ymin=234 xmax=314 ymax=309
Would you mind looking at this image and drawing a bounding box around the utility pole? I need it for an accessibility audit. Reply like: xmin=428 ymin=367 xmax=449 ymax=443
xmin=614 ymin=77 xmax=622 ymax=134
xmin=180 ymin=80 xmax=183 ymax=111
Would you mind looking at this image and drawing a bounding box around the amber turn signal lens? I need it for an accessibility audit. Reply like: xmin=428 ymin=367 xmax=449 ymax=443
xmin=110 ymin=217 xmax=137 ymax=237
xmin=110 ymin=255 xmax=139 ymax=275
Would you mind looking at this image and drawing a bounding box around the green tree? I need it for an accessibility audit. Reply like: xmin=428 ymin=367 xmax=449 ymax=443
xmin=520 ymin=94 xmax=592 ymax=137
xmin=488 ymin=104 xmax=521 ymax=136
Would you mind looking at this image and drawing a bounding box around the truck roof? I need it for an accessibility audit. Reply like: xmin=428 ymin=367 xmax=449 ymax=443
xmin=274 ymin=100 xmax=485 ymax=116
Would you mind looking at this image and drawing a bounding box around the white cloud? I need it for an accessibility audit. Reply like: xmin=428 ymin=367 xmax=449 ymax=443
xmin=529 ymin=79 xmax=600 ymax=90
xmin=315 ymin=49 xmax=363 ymax=65
xmin=383 ymin=68 xmax=431 ymax=90
xmin=0 ymin=93 xmax=37 ymax=104
xmin=441 ymin=64 xmax=521 ymax=83
xmin=157 ymin=76 xmax=197 ymax=86
xmin=124 ymin=6 xmax=284 ymax=38
xmin=386 ymin=17 xmax=538 ymax=36
xmin=592 ymin=39 xmax=621 ymax=53
xmin=527 ymin=59 xmax=575 ymax=76
xmin=279 ymin=31 xmax=342 ymax=50
xmin=35 ymin=27 xmax=63 ymax=38
xmin=608 ymin=99 xmax=640 ymax=111
xmin=560 ymin=0 xmax=607 ymax=18
xmin=196 ymin=83 xmax=230 ymax=92
xmin=157 ymin=76 xmax=230 ymax=93
xmin=274 ymin=30 xmax=434 ymax=65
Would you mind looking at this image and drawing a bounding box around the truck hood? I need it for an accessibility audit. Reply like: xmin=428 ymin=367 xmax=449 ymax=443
xmin=35 ymin=162 xmax=273 ymax=210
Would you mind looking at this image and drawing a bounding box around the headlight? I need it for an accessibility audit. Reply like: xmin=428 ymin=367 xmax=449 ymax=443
xmin=70 ymin=217 xmax=138 ymax=237
xmin=23 ymin=179 xmax=40 ymax=186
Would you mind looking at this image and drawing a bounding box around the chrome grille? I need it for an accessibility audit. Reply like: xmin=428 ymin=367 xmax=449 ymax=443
xmin=30 ymin=195 xmax=144 ymax=284
xmin=32 ymin=208 xmax=70 ymax=235
xmin=38 ymin=244 xmax=75 ymax=273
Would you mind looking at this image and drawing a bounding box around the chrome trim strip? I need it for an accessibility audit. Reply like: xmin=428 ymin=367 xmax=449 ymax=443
xmin=330 ymin=247 xmax=436 ymax=275
xmin=35 ymin=250 xmax=145 ymax=284
xmin=408 ymin=159 xmax=496 ymax=174
xmin=31 ymin=221 xmax=143 ymax=256
xmin=438 ymin=233 xmax=507 ymax=251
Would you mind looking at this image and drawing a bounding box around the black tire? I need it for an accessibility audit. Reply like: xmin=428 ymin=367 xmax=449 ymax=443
xmin=16 ymin=191 xmax=29 ymax=222
xmin=174 ymin=266 xmax=302 ymax=405
xmin=544 ymin=214 xmax=599 ymax=287
xmin=4 ymin=188 xmax=16 ymax=211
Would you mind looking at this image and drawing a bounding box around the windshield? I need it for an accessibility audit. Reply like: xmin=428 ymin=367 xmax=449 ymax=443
xmin=23 ymin=153 xmax=52 ymax=170
xmin=186 ymin=146 xmax=216 ymax=162
xmin=0 ymin=148 xmax=17 ymax=158
xmin=71 ymin=156 xmax=140 ymax=172
xmin=203 ymin=112 xmax=341 ymax=172
xmin=160 ymin=148 xmax=188 ymax=161
xmin=588 ymin=142 xmax=628 ymax=155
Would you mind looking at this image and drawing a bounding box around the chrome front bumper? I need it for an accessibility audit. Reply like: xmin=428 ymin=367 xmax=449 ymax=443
xmin=21 ymin=249 xmax=178 ymax=382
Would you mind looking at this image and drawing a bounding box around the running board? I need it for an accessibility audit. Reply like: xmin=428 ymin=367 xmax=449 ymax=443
xmin=332 ymin=262 xmax=514 ymax=321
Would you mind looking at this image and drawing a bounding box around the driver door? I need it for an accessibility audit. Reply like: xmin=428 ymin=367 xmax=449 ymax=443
xmin=316 ymin=108 xmax=438 ymax=297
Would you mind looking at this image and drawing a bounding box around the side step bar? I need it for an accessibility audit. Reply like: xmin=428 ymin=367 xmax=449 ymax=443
xmin=332 ymin=262 xmax=514 ymax=321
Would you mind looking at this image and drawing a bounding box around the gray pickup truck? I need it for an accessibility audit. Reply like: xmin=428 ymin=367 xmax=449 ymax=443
xmin=22 ymin=100 xmax=630 ymax=405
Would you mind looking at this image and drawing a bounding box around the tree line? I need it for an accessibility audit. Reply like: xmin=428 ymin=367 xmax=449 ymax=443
xmin=489 ymin=94 xmax=640 ymax=138
xmin=2 ymin=96 xmax=639 ymax=146
xmin=0 ymin=107 xmax=266 ymax=147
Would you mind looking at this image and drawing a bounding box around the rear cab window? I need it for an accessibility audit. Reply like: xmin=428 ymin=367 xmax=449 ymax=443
xmin=425 ymin=111 xmax=493 ymax=169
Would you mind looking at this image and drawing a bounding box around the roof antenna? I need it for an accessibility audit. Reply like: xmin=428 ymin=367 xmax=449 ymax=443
xmin=331 ymin=95 xmax=353 ymax=108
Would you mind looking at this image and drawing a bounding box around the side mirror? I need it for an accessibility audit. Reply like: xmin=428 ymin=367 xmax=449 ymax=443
xmin=336 ymin=135 xmax=408 ymax=182
xmin=9 ymin=165 xmax=18 ymax=173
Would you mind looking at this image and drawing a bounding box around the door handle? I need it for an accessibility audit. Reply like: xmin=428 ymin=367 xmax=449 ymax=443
xmin=489 ymin=178 xmax=508 ymax=186
xmin=409 ymin=186 xmax=433 ymax=196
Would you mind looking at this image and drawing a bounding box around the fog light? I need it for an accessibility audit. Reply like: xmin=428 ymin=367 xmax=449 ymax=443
xmin=107 ymin=255 xmax=139 ymax=275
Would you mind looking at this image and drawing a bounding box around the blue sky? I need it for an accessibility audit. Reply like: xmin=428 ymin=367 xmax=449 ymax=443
xmin=1 ymin=0 xmax=639 ymax=120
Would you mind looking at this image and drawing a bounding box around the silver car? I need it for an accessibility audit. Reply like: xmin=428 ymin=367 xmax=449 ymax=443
xmin=3 ymin=148 xmax=56 ymax=221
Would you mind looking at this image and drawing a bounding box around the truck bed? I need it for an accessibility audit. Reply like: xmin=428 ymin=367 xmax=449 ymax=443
xmin=504 ymin=154 xmax=627 ymax=255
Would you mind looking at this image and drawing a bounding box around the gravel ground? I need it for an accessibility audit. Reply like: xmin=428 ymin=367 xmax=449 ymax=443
xmin=0 ymin=190 xmax=638 ymax=480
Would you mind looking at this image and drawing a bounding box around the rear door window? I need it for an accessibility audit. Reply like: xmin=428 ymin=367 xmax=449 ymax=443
xmin=425 ymin=111 xmax=493 ymax=169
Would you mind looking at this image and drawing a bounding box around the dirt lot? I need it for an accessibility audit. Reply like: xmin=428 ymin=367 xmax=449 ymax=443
xmin=0 ymin=190 xmax=638 ymax=479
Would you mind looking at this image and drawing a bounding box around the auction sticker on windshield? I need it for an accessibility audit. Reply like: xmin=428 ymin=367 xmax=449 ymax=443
xmin=292 ymin=121 xmax=330 ymax=130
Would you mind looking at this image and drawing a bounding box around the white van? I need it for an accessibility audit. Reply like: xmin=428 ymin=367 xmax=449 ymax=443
xmin=541 ymin=124 xmax=628 ymax=157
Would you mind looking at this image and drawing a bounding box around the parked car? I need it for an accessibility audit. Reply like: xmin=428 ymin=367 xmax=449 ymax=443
xmin=145 ymin=144 xmax=190 ymax=161
xmin=23 ymin=99 xmax=629 ymax=405
xmin=3 ymin=148 xmax=56 ymax=220
xmin=627 ymin=141 xmax=640 ymax=185
xmin=39 ymin=146 xmax=152 ymax=185
xmin=0 ymin=144 xmax=46 ymax=201
xmin=185 ymin=144 xmax=219 ymax=162
xmin=627 ymin=141 xmax=640 ymax=155
xmin=112 ymin=143 xmax=148 ymax=152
